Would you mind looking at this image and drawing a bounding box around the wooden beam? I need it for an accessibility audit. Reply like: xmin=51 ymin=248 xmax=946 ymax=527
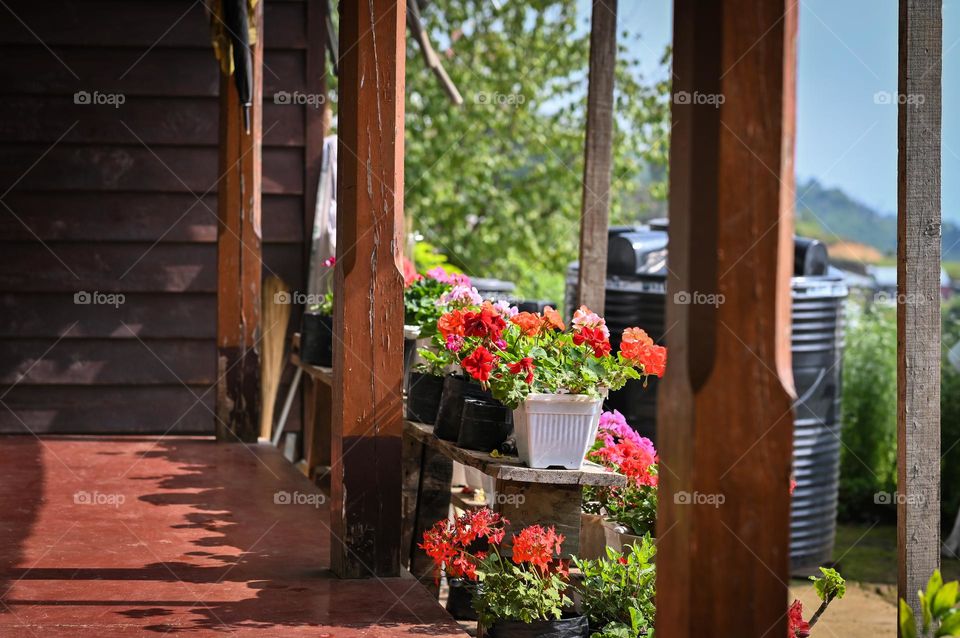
xmin=656 ymin=1 xmax=796 ymax=636
xmin=897 ymin=0 xmax=942 ymax=629
xmin=330 ymin=0 xmax=406 ymax=578
xmin=576 ymin=0 xmax=617 ymax=312
xmin=215 ymin=2 xmax=263 ymax=442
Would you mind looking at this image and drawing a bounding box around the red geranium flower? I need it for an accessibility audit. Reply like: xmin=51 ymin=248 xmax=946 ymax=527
xmin=620 ymin=327 xmax=667 ymax=377
xmin=508 ymin=357 xmax=535 ymax=384
xmin=541 ymin=306 xmax=565 ymax=331
xmin=438 ymin=309 xmax=465 ymax=339
xmin=511 ymin=525 xmax=564 ymax=573
xmin=510 ymin=312 xmax=542 ymax=337
xmin=787 ymin=599 xmax=810 ymax=637
xmin=573 ymin=326 xmax=612 ymax=358
xmin=462 ymin=346 xmax=498 ymax=382
xmin=463 ymin=304 xmax=507 ymax=340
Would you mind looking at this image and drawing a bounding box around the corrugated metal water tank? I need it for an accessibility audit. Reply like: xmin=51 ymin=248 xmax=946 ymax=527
xmin=565 ymin=227 xmax=848 ymax=572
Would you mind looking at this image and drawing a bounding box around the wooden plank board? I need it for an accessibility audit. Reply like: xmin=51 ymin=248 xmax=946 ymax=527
xmin=0 ymin=339 xmax=215 ymax=385
xmin=0 ymin=97 xmax=304 ymax=147
xmin=0 ymin=192 xmax=302 ymax=243
xmin=0 ymin=243 xmax=301 ymax=293
xmin=330 ymin=0 xmax=406 ymax=579
xmin=0 ymin=293 xmax=215 ymax=338
xmin=0 ymin=1 xmax=307 ymax=49
xmin=290 ymin=352 xmax=333 ymax=386
xmin=656 ymin=1 xmax=797 ymax=636
xmin=0 ymin=48 xmax=304 ymax=97
xmin=0 ymin=385 xmax=215 ymax=434
xmin=214 ymin=1 xmax=263 ymax=442
xmin=0 ymin=146 xmax=302 ymax=194
xmin=576 ymin=0 xmax=617 ymax=312
xmin=897 ymin=0 xmax=942 ymax=626
xmin=405 ymin=421 xmax=624 ymax=487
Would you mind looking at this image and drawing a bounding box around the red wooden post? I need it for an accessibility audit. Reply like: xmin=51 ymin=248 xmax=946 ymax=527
xmin=330 ymin=0 xmax=406 ymax=578
xmin=576 ymin=0 xmax=617 ymax=312
xmin=897 ymin=0 xmax=942 ymax=631
xmin=215 ymin=2 xmax=263 ymax=442
xmin=656 ymin=1 xmax=797 ymax=635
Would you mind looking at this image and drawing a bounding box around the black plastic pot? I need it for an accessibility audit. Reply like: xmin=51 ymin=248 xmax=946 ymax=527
xmin=301 ymin=313 xmax=333 ymax=366
xmin=488 ymin=615 xmax=589 ymax=638
xmin=434 ymin=374 xmax=494 ymax=441
xmin=406 ymin=372 xmax=445 ymax=424
xmin=457 ymin=397 xmax=513 ymax=452
xmin=445 ymin=578 xmax=478 ymax=621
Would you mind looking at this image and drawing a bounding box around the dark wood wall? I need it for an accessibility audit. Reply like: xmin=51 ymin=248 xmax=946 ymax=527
xmin=0 ymin=0 xmax=315 ymax=434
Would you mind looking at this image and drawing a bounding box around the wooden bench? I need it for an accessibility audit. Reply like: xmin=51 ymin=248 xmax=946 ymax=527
xmin=402 ymin=420 xmax=624 ymax=596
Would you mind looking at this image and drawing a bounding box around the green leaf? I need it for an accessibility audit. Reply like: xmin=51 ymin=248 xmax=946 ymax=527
xmin=901 ymin=599 xmax=918 ymax=638
xmin=936 ymin=610 xmax=960 ymax=636
xmin=933 ymin=581 xmax=959 ymax=619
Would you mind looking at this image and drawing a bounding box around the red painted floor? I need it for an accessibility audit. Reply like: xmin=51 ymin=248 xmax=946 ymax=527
xmin=0 ymin=436 xmax=464 ymax=637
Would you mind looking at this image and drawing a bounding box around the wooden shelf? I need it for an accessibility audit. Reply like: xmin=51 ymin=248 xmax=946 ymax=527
xmin=290 ymin=352 xmax=333 ymax=386
xmin=404 ymin=420 xmax=624 ymax=487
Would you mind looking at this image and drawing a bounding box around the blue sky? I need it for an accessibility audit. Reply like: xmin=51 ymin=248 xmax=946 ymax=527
xmin=609 ymin=0 xmax=960 ymax=223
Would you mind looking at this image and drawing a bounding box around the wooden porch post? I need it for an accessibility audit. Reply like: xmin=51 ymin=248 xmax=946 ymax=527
xmin=330 ymin=0 xmax=406 ymax=578
xmin=215 ymin=2 xmax=263 ymax=442
xmin=576 ymin=0 xmax=617 ymax=312
xmin=656 ymin=1 xmax=797 ymax=636
xmin=897 ymin=0 xmax=942 ymax=629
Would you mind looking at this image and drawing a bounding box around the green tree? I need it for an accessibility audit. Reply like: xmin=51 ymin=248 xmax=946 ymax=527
xmin=404 ymin=0 xmax=671 ymax=303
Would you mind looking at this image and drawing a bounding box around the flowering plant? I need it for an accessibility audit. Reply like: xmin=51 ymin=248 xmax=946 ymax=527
xmin=403 ymin=266 xmax=474 ymax=338
xmin=789 ymin=567 xmax=846 ymax=637
xmin=420 ymin=508 xmax=573 ymax=627
xmin=307 ymin=257 xmax=337 ymax=316
xmin=427 ymin=303 xmax=667 ymax=409
xmin=583 ymin=411 xmax=659 ymax=536
xmin=572 ymin=539 xmax=657 ymax=638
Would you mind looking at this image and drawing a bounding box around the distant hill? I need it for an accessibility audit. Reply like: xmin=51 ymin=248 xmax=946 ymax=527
xmin=796 ymin=178 xmax=960 ymax=262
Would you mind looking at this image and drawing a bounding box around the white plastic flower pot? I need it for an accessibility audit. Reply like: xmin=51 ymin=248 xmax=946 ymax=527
xmin=512 ymin=393 xmax=602 ymax=469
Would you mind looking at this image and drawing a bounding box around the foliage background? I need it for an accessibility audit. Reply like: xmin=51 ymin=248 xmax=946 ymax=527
xmin=403 ymin=0 xmax=671 ymax=304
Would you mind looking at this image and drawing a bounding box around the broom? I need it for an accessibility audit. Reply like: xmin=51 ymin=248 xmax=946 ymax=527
xmin=260 ymin=276 xmax=291 ymax=441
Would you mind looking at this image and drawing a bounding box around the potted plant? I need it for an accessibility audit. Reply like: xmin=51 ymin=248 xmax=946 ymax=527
xmin=572 ymin=540 xmax=656 ymax=638
xmin=300 ymin=291 xmax=334 ymax=367
xmin=582 ymin=410 xmax=659 ymax=552
xmin=420 ymin=508 xmax=587 ymax=638
xmin=434 ymin=303 xmax=666 ymax=469
xmin=300 ymin=257 xmax=335 ymax=367
xmin=403 ymin=266 xmax=465 ymax=424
